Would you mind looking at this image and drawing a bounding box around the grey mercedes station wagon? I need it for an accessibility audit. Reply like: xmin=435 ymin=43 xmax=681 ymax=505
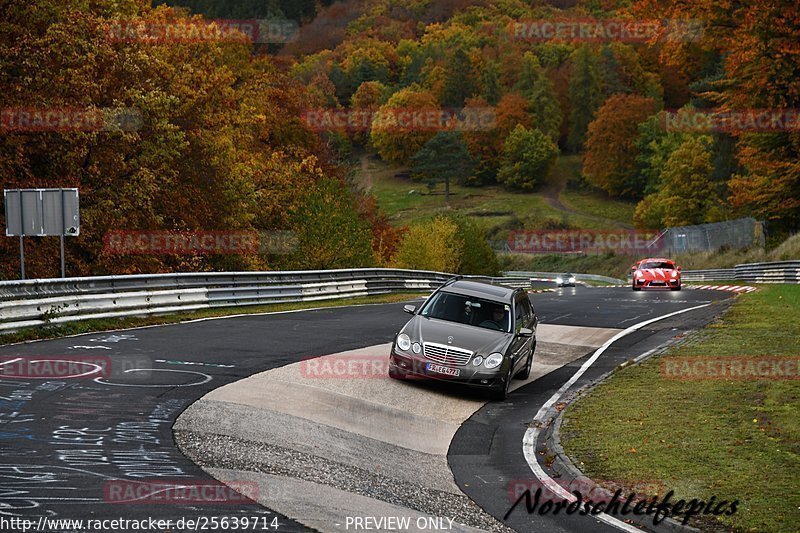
xmin=389 ymin=278 xmax=538 ymax=400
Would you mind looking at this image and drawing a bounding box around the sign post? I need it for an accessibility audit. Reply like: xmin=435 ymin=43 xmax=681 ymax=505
xmin=4 ymin=188 xmax=80 ymax=279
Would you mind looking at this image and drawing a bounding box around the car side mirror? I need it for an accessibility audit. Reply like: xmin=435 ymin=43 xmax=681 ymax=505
xmin=677 ymin=266 xmax=682 ymax=271
xmin=518 ymin=327 xmax=533 ymax=338
xmin=403 ymin=304 xmax=416 ymax=315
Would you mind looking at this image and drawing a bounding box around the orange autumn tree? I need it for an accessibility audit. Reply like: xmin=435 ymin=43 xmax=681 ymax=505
xmin=583 ymin=94 xmax=658 ymax=198
xmin=0 ymin=0 xmax=378 ymax=278
xmin=633 ymin=0 xmax=800 ymax=228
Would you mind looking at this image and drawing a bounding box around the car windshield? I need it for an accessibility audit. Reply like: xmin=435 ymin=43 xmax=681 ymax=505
xmin=640 ymin=262 xmax=675 ymax=269
xmin=419 ymin=291 xmax=511 ymax=333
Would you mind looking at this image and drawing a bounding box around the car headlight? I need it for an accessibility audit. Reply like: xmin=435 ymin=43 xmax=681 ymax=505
xmin=671 ymin=270 xmax=678 ymax=278
xmin=396 ymin=333 xmax=411 ymax=351
xmin=556 ymin=277 xmax=563 ymax=284
xmin=472 ymin=356 xmax=483 ymax=366
xmin=635 ymin=270 xmax=644 ymax=278
xmin=412 ymin=342 xmax=421 ymax=354
xmin=568 ymin=277 xmax=576 ymax=283
xmin=484 ymin=353 xmax=503 ymax=369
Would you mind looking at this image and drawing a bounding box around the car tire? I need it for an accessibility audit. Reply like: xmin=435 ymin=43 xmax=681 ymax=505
xmin=388 ymin=366 xmax=407 ymax=380
xmin=671 ymin=284 xmax=682 ymax=291
xmin=491 ymin=366 xmax=512 ymax=401
xmin=632 ymin=284 xmax=641 ymax=291
xmin=515 ymin=342 xmax=535 ymax=380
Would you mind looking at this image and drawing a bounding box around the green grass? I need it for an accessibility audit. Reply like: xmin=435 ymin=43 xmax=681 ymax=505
xmin=357 ymin=154 xmax=636 ymax=232
xmin=561 ymin=285 xmax=800 ymax=532
xmin=0 ymin=293 xmax=426 ymax=346
xmin=561 ymin=190 xmax=637 ymax=226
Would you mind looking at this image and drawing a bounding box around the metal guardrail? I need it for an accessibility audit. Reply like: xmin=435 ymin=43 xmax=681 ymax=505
xmin=733 ymin=260 xmax=800 ymax=283
xmin=681 ymin=261 xmax=800 ymax=283
xmin=503 ymin=271 xmax=626 ymax=284
xmin=0 ymin=269 xmax=535 ymax=333
xmin=507 ymin=261 xmax=800 ymax=285
xmin=678 ymin=269 xmax=736 ymax=282
xmin=1 ymin=260 xmax=795 ymax=333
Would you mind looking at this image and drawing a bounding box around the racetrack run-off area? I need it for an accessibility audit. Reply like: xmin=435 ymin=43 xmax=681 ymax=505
xmin=0 ymin=286 xmax=733 ymax=532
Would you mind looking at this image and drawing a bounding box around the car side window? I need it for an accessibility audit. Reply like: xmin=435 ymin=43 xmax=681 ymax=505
xmin=523 ymin=298 xmax=534 ymax=326
xmin=514 ymin=294 xmax=525 ymax=331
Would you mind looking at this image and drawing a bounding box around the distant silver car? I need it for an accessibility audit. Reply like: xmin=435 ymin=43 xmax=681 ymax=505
xmin=389 ymin=279 xmax=538 ymax=401
xmin=556 ymin=273 xmax=576 ymax=287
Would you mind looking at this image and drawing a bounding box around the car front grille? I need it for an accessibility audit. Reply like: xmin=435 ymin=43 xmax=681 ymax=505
xmin=423 ymin=342 xmax=474 ymax=367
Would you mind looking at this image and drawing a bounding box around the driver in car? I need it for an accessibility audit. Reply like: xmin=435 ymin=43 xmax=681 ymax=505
xmin=485 ymin=305 xmax=507 ymax=330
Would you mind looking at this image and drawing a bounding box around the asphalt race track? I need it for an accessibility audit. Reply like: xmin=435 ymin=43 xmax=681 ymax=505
xmin=0 ymin=286 xmax=734 ymax=533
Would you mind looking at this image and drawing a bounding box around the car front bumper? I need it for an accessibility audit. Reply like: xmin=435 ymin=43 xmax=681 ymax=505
xmin=389 ymin=351 xmax=505 ymax=388
xmin=634 ymin=278 xmax=681 ymax=289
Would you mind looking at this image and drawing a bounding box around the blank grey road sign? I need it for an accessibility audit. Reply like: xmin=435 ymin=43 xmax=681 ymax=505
xmin=4 ymin=188 xmax=80 ymax=236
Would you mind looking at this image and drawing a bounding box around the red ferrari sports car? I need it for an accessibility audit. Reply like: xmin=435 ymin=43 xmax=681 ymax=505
xmin=631 ymin=258 xmax=682 ymax=291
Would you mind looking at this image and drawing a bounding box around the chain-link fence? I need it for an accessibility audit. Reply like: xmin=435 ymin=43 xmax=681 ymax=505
xmin=659 ymin=217 xmax=765 ymax=255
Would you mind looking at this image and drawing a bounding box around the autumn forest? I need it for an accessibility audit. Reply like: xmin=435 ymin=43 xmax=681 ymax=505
xmin=1 ymin=0 xmax=797 ymax=279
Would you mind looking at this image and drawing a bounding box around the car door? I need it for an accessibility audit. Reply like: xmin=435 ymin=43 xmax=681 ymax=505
xmin=510 ymin=292 xmax=529 ymax=373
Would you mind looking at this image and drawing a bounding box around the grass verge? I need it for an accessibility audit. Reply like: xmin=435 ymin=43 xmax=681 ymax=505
xmin=0 ymin=293 xmax=426 ymax=346
xmin=561 ymin=285 xmax=800 ymax=532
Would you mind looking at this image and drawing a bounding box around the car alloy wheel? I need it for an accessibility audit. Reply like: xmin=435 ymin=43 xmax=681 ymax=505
xmin=516 ymin=344 xmax=534 ymax=380
xmin=492 ymin=365 xmax=512 ymax=401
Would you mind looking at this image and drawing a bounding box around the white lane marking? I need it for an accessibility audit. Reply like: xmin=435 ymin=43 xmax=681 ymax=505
xmin=94 ymin=368 xmax=212 ymax=387
xmin=0 ymin=358 xmax=22 ymax=366
xmin=69 ymin=345 xmax=111 ymax=350
xmin=522 ymin=303 xmax=712 ymax=533
xmin=88 ymin=334 xmax=137 ymax=343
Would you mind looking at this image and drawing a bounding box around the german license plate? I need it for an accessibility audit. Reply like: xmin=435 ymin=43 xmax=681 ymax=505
xmin=426 ymin=363 xmax=460 ymax=376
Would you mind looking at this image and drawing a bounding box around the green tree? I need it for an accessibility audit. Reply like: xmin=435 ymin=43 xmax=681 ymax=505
xmin=392 ymin=214 xmax=499 ymax=275
xmin=410 ymin=131 xmax=473 ymax=206
xmin=567 ymin=46 xmax=603 ymax=153
xmin=393 ymin=216 xmax=462 ymax=273
xmin=480 ymin=60 xmax=502 ymax=105
xmin=441 ymin=48 xmax=476 ymax=107
xmin=634 ymin=136 xmax=721 ymax=228
xmin=513 ymin=52 xmax=563 ymax=141
xmin=633 ymin=112 xmax=689 ymax=195
xmin=497 ymin=125 xmax=559 ymax=191
xmin=447 ymin=214 xmax=500 ymax=276
xmin=281 ymin=178 xmax=375 ymax=269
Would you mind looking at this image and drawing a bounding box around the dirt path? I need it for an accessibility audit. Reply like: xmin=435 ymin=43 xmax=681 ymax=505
xmin=541 ymin=159 xmax=634 ymax=230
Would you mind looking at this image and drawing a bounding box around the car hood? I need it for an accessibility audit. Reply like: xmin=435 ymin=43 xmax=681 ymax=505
xmin=640 ymin=268 xmax=678 ymax=280
xmin=401 ymin=315 xmax=512 ymax=355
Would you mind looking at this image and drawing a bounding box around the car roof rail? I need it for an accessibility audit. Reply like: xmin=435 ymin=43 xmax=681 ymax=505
xmin=442 ymin=274 xmax=463 ymax=287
